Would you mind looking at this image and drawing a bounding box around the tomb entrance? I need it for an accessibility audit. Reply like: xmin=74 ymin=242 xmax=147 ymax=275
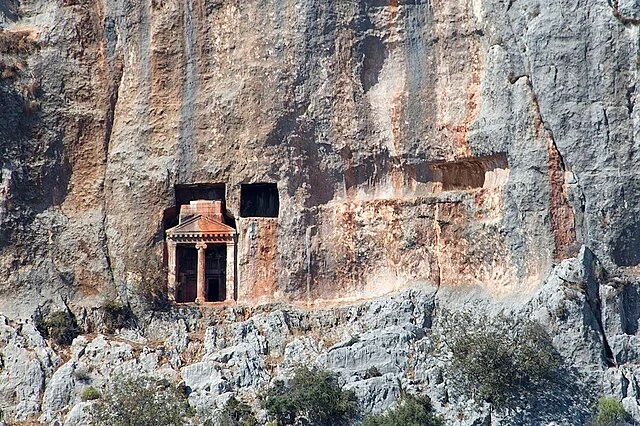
xmin=166 ymin=200 xmax=236 ymax=303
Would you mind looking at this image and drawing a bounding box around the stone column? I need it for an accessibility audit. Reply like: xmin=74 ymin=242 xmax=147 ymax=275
xmin=195 ymin=242 xmax=207 ymax=303
xmin=167 ymin=240 xmax=177 ymax=301
xmin=225 ymin=239 xmax=236 ymax=301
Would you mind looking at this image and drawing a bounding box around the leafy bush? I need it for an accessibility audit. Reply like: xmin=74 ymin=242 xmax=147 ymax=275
xmin=102 ymin=299 xmax=134 ymax=332
xmin=444 ymin=312 xmax=561 ymax=412
xmin=362 ymin=394 xmax=443 ymax=426
xmin=216 ymin=397 xmax=257 ymax=426
xmin=80 ymin=386 xmax=100 ymax=401
xmin=37 ymin=310 xmax=79 ymax=346
xmin=263 ymin=366 xmax=358 ymax=426
xmin=593 ymin=397 xmax=629 ymax=426
xmin=92 ymin=375 xmax=192 ymax=426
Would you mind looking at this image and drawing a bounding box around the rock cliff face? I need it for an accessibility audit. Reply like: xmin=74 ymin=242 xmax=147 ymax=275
xmin=1 ymin=0 xmax=640 ymax=423
xmin=1 ymin=0 xmax=639 ymax=314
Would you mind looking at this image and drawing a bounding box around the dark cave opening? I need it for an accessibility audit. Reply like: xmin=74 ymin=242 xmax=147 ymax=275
xmin=240 ymin=183 xmax=279 ymax=218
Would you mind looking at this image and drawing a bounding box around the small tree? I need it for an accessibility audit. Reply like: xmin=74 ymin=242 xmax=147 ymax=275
xmin=36 ymin=310 xmax=79 ymax=346
xmin=362 ymin=394 xmax=443 ymax=426
xmin=101 ymin=299 xmax=135 ymax=332
xmin=444 ymin=312 xmax=561 ymax=412
xmin=216 ymin=397 xmax=257 ymax=426
xmin=92 ymin=375 xmax=191 ymax=426
xmin=593 ymin=397 xmax=629 ymax=426
xmin=263 ymin=366 xmax=358 ymax=426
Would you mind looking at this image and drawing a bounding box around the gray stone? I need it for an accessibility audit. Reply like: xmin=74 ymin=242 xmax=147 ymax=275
xmin=63 ymin=402 xmax=94 ymax=426
xmin=40 ymin=361 xmax=76 ymax=422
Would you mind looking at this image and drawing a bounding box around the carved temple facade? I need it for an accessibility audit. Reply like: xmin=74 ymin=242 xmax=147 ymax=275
xmin=166 ymin=200 xmax=236 ymax=303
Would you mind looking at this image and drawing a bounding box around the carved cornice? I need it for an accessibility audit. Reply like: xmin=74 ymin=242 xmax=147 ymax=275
xmin=168 ymin=234 xmax=235 ymax=243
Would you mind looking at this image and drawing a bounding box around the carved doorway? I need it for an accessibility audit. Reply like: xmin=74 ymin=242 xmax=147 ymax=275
xmin=205 ymin=245 xmax=226 ymax=301
xmin=176 ymin=246 xmax=197 ymax=303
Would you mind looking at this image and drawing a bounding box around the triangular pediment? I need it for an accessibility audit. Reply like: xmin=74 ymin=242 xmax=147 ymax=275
xmin=167 ymin=215 xmax=236 ymax=236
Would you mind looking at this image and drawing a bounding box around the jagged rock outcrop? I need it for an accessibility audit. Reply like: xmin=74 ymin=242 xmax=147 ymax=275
xmin=0 ymin=248 xmax=638 ymax=425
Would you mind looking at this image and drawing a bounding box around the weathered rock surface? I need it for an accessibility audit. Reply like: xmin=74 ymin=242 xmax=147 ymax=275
xmin=0 ymin=250 xmax=638 ymax=424
xmin=1 ymin=0 xmax=639 ymax=316
xmin=1 ymin=0 xmax=640 ymax=423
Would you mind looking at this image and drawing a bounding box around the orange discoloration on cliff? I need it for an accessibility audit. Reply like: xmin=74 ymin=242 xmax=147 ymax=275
xmin=456 ymin=45 xmax=482 ymax=157
xmin=528 ymin=78 xmax=577 ymax=259
xmin=389 ymin=94 xmax=404 ymax=157
xmin=391 ymin=164 xmax=404 ymax=196
xmin=431 ymin=0 xmax=483 ymax=160
xmin=60 ymin=1 xmax=114 ymax=213
xmin=238 ymin=219 xmax=278 ymax=301
xmin=314 ymin=180 xmax=517 ymax=300
xmin=546 ymin=136 xmax=577 ymax=259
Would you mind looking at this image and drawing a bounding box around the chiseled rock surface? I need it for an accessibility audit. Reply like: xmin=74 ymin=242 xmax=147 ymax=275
xmin=1 ymin=0 xmax=640 ymax=319
xmin=0 ymin=251 xmax=638 ymax=425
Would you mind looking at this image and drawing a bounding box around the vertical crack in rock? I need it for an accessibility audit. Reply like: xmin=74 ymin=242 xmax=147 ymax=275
xmin=610 ymin=0 xmax=640 ymax=25
xmin=100 ymin=43 xmax=125 ymax=291
xmin=523 ymin=75 xmax=578 ymax=259
xmin=582 ymin=248 xmax=616 ymax=366
xmin=626 ymin=84 xmax=636 ymax=115
xmin=621 ymin=371 xmax=630 ymax=398
xmin=602 ymin=107 xmax=611 ymax=146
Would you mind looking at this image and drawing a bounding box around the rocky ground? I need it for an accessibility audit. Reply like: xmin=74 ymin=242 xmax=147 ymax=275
xmin=0 ymin=246 xmax=638 ymax=425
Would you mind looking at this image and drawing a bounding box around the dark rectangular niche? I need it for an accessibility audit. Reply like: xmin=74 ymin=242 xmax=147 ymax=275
xmin=429 ymin=153 xmax=508 ymax=191
xmin=240 ymin=183 xmax=279 ymax=217
xmin=175 ymin=183 xmax=226 ymax=207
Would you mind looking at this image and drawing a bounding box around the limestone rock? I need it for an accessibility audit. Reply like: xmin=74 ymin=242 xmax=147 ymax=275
xmin=0 ymin=282 xmax=639 ymax=423
xmin=40 ymin=361 xmax=76 ymax=422
xmin=1 ymin=0 xmax=639 ymax=319
xmin=63 ymin=402 xmax=93 ymax=426
xmin=344 ymin=374 xmax=401 ymax=415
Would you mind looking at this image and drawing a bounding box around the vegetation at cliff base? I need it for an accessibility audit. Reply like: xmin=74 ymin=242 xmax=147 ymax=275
xmin=215 ymin=396 xmax=258 ymax=426
xmin=101 ymin=299 xmax=135 ymax=332
xmin=92 ymin=375 xmax=191 ymax=426
xmin=593 ymin=396 xmax=629 ymax=426
xmin=362 ymin=394 xmax=443 ymax=426
xmin=444 ymin=312 xmax=561 ymax=412
xmin=36 ymin=310 xmax=79 ymax=346
xmin=80 ymin=386 xmax=100 ymax=401
xmin=262 ymin=366 xmax=358 ymax=426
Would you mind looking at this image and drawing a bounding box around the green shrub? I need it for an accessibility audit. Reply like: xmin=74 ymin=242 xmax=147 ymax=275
xmin=444 ymin=312 xmax=560 ymax=412
xmin=80 ymin=386 xmax=100 ymax=401
xmin=593 ymin=397 xmax=628 ymax=426
xmin=263 ymin=366 xmax=358 ymax=426
xmin=362 ymin=394 xmax=443 ymax=426
xmin=216 ymin=396 xmax=257 ymax=426
xmin=37 ymin=310 xmax=79 ymax=346
xmin=92 ymin=375 xmax=192 ymax=426
xmin=102 ymin=299 xmax=134 ymax=332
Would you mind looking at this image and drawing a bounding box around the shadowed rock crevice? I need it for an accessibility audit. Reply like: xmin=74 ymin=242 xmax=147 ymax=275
xmin=581 ymin=248 xmax=616 ymax=366
xmin=620 ymin=282 xmax=640 ymax=335
xmin=612 ymin=222 xmax=640 ymax=266
xmin=360 ymin=35 xmax=387 ymax=92
xmin=428 ymin=153 xmax=508 ymax=192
